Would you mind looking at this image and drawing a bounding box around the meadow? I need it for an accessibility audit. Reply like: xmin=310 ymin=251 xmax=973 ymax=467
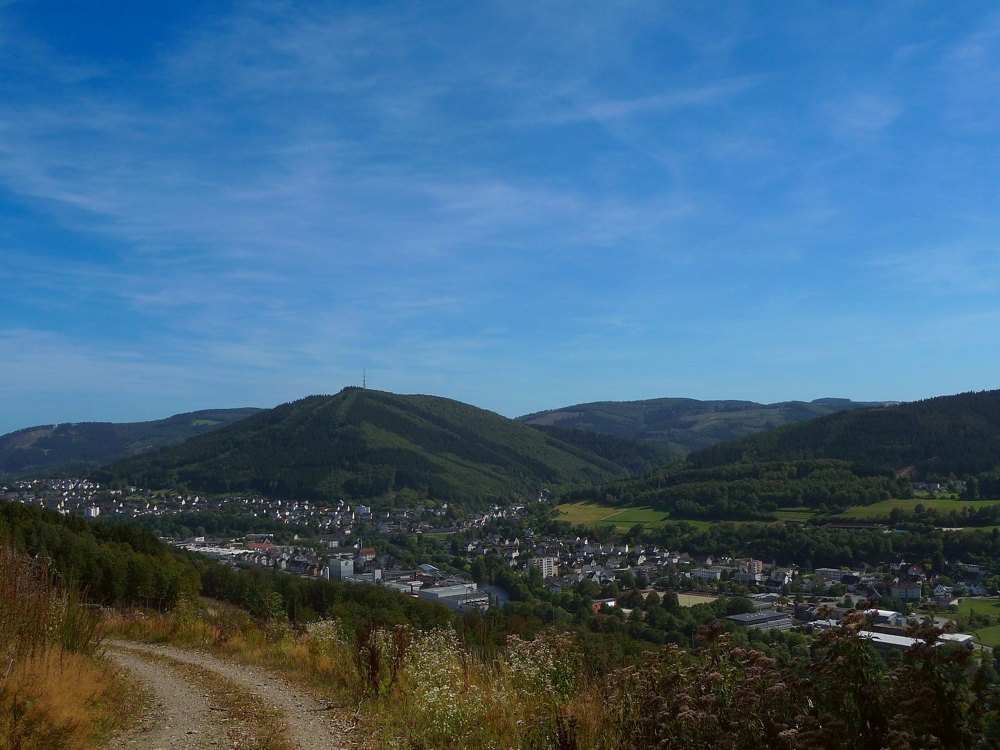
xmin=939 ymin=599 xmax=1000 ymax=646
xmin=836 ymin=498 xmax=1000 ymax=520
xmin=554 ymin=500 xmax=815 ymax=530
xmin=957 ymin=598 xmax=1000 ymax=618
xmin=554 ymin=501 xmax=672 ymax=529
xmin=972 ymin=625 xmax=1000 ymax=647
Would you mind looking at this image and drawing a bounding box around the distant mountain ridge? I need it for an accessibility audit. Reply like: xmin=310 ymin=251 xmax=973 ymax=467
xmin=518 ymin=397 xmax=894 ymax=455
xmin=0 ymin=408 xmax=262 ymax=478
xmin=687 ymin=389 xmax=1000 ymax=478
xmin=94 ymin=389 xmax=674 ymax=505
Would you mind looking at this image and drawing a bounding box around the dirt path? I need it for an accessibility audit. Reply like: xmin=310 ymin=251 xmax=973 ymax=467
xmin=109 ymin=641 xmax=352 ymax=750
xmin=108 ymin=649 xmax=227 ymax=749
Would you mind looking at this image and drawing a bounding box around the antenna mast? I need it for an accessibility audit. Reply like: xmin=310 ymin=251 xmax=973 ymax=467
xmin=363 ymin=369 xmax=366 ymax=389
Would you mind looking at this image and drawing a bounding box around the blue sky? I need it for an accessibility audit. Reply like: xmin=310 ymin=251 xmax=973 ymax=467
xmin=2 ymin=1 xmax=1000 ymax=433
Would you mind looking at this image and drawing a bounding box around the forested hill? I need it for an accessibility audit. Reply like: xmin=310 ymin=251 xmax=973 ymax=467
xmin=0 ymin=498 xmax=202 ymax=608
xmin=94 ymin=389 xmax=673 ymax=505
xmin=0 ymin=407 xmax=262 ymax=478
xmin=687 ymin=389 xmax=1000 ymax=478
xmin=517 ymin=396 xmax=891 ymax=454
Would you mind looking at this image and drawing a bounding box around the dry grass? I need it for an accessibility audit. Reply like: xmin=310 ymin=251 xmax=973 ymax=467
xmin=108 ymin=603 xmax=633 ymax=750
xmin=107 ymin=601 xmax=360 ymax=695
xmin=0 ymin=541 xmax=141 ymax=749
xmin=0 ymin=650 xmax=141 ymax=750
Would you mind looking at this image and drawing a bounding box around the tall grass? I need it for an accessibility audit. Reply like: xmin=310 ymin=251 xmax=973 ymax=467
xmin=0 ymin=541 xmax=134 ymax=750
xmin=109 ymin=602 xmax=618 ymax=749
xmin=106 ymin=599 xmax=1000 ymax=749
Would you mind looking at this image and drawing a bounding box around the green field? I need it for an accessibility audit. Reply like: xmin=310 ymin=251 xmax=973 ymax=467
xmin=951 ymin=599 xmax=1000 ymax=645
xmin=555 ymin=501 xmax=813 ymax=530
xmin=556 ymin=500 xmax=824 ymax=529
xmin=836 ymin=498 xmax=1000 ymax=520
xmin=554 ymin=502 xmax=671 ymax=529
xmin=555 ymin=497 xmax=1000 ymax=530
xmin=972 ymin=624 xmax=1000 ymax=647
xmin=774 ymin=508 xmax=818 ymax=522
xmin=956 ymin=598 xmax=1000 ymax=617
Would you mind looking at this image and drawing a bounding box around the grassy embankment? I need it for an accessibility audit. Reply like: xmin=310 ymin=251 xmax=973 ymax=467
xmin=0 ymin=541 xmax=141 ymax=750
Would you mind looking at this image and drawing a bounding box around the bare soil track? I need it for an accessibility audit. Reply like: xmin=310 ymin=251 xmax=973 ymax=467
xmin=107 ymin=641 xmax=352 ymax=750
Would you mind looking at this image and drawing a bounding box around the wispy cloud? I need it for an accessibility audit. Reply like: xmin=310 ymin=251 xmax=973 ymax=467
xmin=2 ymin=2 xmax=1000 ymax=431
xmin=828 ymin=93 xmax=904 ymax=139
xmin=868 ymin=243 xmax=1000 ymax=294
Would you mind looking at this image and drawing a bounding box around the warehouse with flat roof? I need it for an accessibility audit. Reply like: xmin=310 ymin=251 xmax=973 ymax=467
xmin=725 ymin=611 xmax=795 ymax=632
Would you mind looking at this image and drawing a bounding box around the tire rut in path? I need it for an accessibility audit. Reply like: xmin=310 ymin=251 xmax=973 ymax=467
xmin=108 ymin=649 xmax=227 ymax=749
xmin=110 ymin=641 xmax=352 ymax=750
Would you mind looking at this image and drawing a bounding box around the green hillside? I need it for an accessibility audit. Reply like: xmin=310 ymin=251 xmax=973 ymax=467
xmin=0 ymin=407 xmax=262 ymax=478
xmin=94 ymin=389 xmax=670 ymax=504
xmin=687 ymin=389 xmax=1000 ymax=478
xmin=562 ymin=459 xmax=910 ymax=521
xmin=0 ymin=498 xmax=202 ymax=608
xmin=518 ymin=396 xmax=891 ymax=454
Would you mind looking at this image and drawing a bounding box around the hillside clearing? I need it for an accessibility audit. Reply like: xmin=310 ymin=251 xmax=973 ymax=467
xmin=554 ymin=502 xmax=671 ymax=529
xmin=836 ymin=498 xmax=1000 ymax=520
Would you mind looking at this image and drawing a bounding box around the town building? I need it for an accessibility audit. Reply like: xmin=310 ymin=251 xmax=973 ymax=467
xmin=890 ymin=583 xmax=922 ymax=601
xmin=725 ymin=611 xmax=795 ymax=632
xmin=530 ymin=556 xmax=559 ymax=578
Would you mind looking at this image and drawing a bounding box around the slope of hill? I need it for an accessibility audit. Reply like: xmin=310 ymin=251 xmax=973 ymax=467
xmin=518 ymin=397 xmax=892 ymax=454
xmin=0 ymin=407 xmax=262 ymax=478
xmin=687 ymin=389 xmax=1000 ymax=478
xmin=563 ymin=459 xmax=910 ymax=521
xmin=94 ymin=389 xmax=673 ymax=505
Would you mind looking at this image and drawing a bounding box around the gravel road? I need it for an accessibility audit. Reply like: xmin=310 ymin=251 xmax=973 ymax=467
xmin=109 ymin=641 xmax=352 ymax=750
xmin=108 ymin=649 xmax=227 ymax=749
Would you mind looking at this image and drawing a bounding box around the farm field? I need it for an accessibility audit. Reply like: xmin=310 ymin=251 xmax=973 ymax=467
xmin=553 ymin=501 xmax=670 ymax=529
xmin=836 ymin=498 xmax=1000 ymax=520
xmin=555 ymin=501 xmax=813 ymax=530
xmin=556 ymin=502 xmax=816 ymax=530
xmin=554 ymin=498 xmax=1000 ymax=530
xmin=773 ymin=508 xmax=817 ymax=522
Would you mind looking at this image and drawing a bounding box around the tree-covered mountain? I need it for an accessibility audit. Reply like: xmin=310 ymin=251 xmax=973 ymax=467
xmin=94 ymin=389 xmax=673 ymax=505
xmin=0 ymin=407 xmax=262 ymax=478
xmin=686 ymin=389 xmax=1000 ymax=478
xmin=517 ymin=397 xmax=893 ymax=454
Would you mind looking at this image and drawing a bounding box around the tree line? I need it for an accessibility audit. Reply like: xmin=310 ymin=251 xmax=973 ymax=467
xmin=563 ymin=460 xmax=911 ymax=520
